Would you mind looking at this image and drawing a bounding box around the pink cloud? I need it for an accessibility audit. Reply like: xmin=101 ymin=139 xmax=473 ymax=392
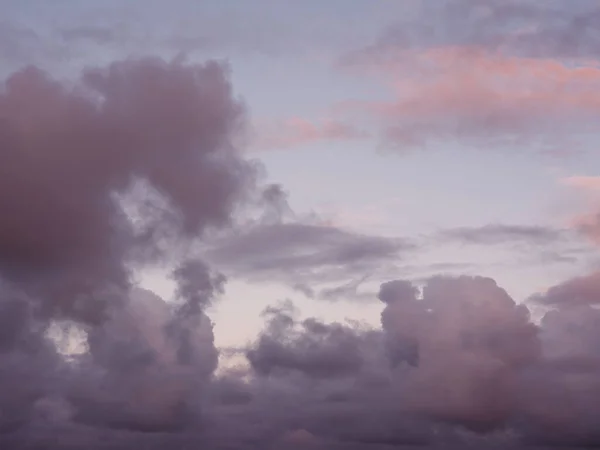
xmin=253 ymin=117 xmax=368 ymax=151
xmin=561 ymin=176 xmax=600 ymax=192
xmin=336 ymin=46 xmax=600 ymax=153
xmin=570 ymin=211 xmax=600 ymax=245
xmin=560 ymin=176 xmax=600 ymax=244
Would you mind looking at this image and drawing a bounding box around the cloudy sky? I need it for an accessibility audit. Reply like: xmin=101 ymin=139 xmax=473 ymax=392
xmin=2 ymin=0 xmax=600 ymax=449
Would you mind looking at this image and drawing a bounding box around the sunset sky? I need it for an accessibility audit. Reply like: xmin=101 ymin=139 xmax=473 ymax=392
xmin=2 ymin=1 xmax=600 ymax=448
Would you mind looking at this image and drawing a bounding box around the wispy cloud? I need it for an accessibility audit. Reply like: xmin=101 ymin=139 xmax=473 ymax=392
xmin=332 ymin=0 xmax=600 ymax=155
xmin=342 ymin=0 xmax=600 ymax=64
xmin=438 ymin=224 xmax=568 ymax=246
xmin=561 ymin=176 xmax=600 ymax=192
xmin=560 ymin=175 xmax=600 ymax=244
xmin=252 ymin=117 xmax=369 ymax=151
xmin=206 ymin=222 xmax=413 ymax=288
xmin=337 ymin=46 xmax=600 ymax=153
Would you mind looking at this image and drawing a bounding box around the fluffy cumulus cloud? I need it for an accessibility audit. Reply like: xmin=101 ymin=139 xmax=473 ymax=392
xmin=259 ymin=274 xmax=600 ymax=446
xmin=0 ymin=56 xmax=265 ymax=448
xmin=196 ymin=274 xmax=600 ymax=448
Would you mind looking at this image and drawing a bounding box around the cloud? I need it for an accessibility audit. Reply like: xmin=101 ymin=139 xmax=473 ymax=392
xmin=438 ymin=224 xmax=567 ymax=246
xmin=337 ymin=46 xmax=600 ymax=153
xmin=4 ymin=267 xmax=600 ymax=446
xmin=334 ymin=0 xmax=600 ymax=154
xmin=317 ymin=275 xmax=375 ymax=302
xmin=559 ymin=176 xmax=600 ymax=243
xmin=574 ymin=211 xmax=600 ymax=244
xmin=0 ymin=56 xmax=259 ymax=320
xmin=431 ymin=224 xmax=590 ymax=268
xmin=205 ymin=222 xmax=413 ymax=290
xmin=561 ymin=175 xmax=600 ymax=192
xmin=529 ymin=270 xmax=600 ymax=307
xmin=0 ymin=55 xmax=272 ymax=445
xmin=342 ymin=0 xmax=600 ymax=64
xmin=2 ymin=45 xmax=600 ymax=450
xmin=246 ymin=300 xmax=379 ymax=379
xmin=380 ymin=276 xmax=540 ymax=431
xmin=215 ymin=274 xmax=600 ymax=447
xmin=59 ymin=26 xmax=119 ymax=45
xmin=3 ymin=0 xmax=391 ymax=75
xmin=253 ymin=117 xmax=368 ymax=151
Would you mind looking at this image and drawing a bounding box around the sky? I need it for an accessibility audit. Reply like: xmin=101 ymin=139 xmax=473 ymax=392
xmin=1 ymin=0 xmax=600 ymax=448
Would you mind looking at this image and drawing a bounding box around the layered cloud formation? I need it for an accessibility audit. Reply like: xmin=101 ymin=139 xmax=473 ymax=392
xmin=0 ymin=56 xmax=598 ymax=450
xmin=2 ymin=1 xmax=600 ymax=449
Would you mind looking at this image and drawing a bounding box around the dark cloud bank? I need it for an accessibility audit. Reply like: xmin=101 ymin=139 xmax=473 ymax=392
xmin=0 ymin=56 xmax=599 ymax=450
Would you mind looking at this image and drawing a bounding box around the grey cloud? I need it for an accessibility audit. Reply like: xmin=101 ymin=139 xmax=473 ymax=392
xmin=3 ymin=271 xmax=600 ymax=447
xmin=343 ymin=0 xmax=600 ymax=64
xmin=246 ymin=301 xmax=379 ymax=379
xmin=224 ymin=274 xmax=600 ymax=447
xmin=529 ymin=270 xmax=600 ymax=307
xmin=0 ymin=55 xmax=277 ymax=447
xmin=317 ymin=275 xmax=375 ymax=302
xmin=380 ymin=276 xmax=540 ymax=432
xmin=206 ymin=222 xmax=413 ymax=288
xmin=0 ymin=56 xmax=257 ymax=321
xmin=289 ymin=276 xmax=598 ymax=445
xmin=438 ymin=224 xmax=567 ymax=246
xmin=435 ymin=224 xmax=591 ymax=268
xmin=59 ymin=26 xmax=119 ymax=45
xmin=2 ymin=29 xmax=600 ymax=449
xmin=292 ymin=282 xmax=316 ymax=299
